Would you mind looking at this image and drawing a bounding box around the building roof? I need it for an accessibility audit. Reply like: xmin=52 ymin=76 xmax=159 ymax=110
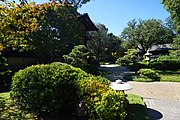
xmin=148 ymin=44 xmax=174 ymax=52
xmin=136 ymin=44 xmax=174 ymax=53
xmin=78 ymin=13 xmax=98 ymax=31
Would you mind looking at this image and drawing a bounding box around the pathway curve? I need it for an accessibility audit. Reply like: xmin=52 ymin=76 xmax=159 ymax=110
xmin=99 ymin=65 xmax=180 ymax=120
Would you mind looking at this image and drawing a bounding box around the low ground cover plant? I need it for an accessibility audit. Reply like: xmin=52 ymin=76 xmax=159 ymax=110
xmin=10 ymin=62 xmax=128 ymax=119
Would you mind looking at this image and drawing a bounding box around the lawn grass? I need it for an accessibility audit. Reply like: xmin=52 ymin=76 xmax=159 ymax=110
xmin=124 ymin=69 xmax=180 ymax=82
xmin=126 ymin=94 xmax=149 ymax=120
xmin=157 ymin=69 xmax=180 ymax=82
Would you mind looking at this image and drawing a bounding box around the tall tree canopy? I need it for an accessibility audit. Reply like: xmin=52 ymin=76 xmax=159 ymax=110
xmin=18 ymin=0 xmax=91 ymax=8
xmin=87 ymin=23 xmax=122 ymax=62
xmin=162 ymin=0 xmax=180 ymax=33
xmin=0 ymin=1 xmax=84 ymax=62
xmin=120 ymin=19 xmax=175 ymax=53
xmin=60 ymin=0 xmax=91 ymax=8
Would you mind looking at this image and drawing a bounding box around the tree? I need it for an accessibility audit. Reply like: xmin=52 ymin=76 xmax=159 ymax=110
xmin=162 ymin=0 xmax=180 ymax=49
xmin=63 ymin=45 xmax=90 ymax=70
xmin=165 ymin=17 xmax=177 ymax=34
xmin=87 ymin=24 xmax=122 ymax=62
xmin=0 ymin=1 xmax=84 ymax=62
xmin=120 ymin=19 xmax=175 ymax=53
xmin=162 ymin=0 xmax=180 ymax=33
xmin=18 ymin=0 xmax=91 ymax=8
xmin=59 ymin=0 xmax=91 ymax=9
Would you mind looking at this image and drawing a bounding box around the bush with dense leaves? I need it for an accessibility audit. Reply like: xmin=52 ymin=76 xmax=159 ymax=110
xmin=0 ymin=55 xmax=12 ymax=92
xmin=63 ymin=45 xmax=99 ymax=75
xmin=149 ymin=54 xmax=180 ymax=70
xmin=75 ymin=80 xmax=128 ymax=120
xmin=11 ymin=62 xmax=111 ymax=118
xmin=116 ymin=49 xmax=138 ymax=66
xmin=133 ymin=68 xmax=160 ymax=82
xmin=128 ymin=62 xmax=147 ymax=71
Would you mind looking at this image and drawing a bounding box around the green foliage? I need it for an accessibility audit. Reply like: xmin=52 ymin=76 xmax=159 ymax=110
xmin=0 ymin=92 xmax=38 ymax=119
xmin=11 ymin=62 xmax=110 ymax=117
xmin=149 ymin=54 xmax=180 ymax=70
xmin=87 ymin=24 xmax=122 ymax=63
xmin=157 ymin=69 xmax=180 ymax=82
xmin=120 ymin=19 xmax=175 ymax=53
xmin=162 ymin=0 xmax=180 ymax=33
xmin=133 ymin=77 xmax=153 ymax=82
xmin=75 ymin=80 xmax=128 ymax=120
xmin=0 ymin=1 xmax=83 ymax=62
xmin=11 ymin=62 xmax=90 ymax=115
xmin=134 ymin=68 xmax=160 ymax=82
xmin=0 ymin=55 xmax=12 ymax=92
xmin=172 ymin=34 xmax=180 ymax=50
xmin=61 ymin=0 xmax=91 ymax=9
xmin=63 ymin=45 xmax=90 ymax=71
xmin=1 ymin=99 xmax=39 ymax=119
xmin=128 ymin=62 xmax=147 ymax=71
xmin=126 ymin=94 xmax=149 ymax=120
xmin=116 ymin=49 xmax=137 ymax=66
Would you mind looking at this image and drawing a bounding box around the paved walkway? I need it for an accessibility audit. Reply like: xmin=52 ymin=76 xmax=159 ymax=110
xmin=99 ymin=65 xmax=180 ymax=120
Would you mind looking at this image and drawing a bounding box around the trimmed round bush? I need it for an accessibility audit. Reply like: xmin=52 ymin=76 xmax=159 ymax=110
xmin=75 ymin=80 xmax=128 ymax=120
xmin=133 ymin=68 xmax=160 ymax=82
xmin=11 ymin=62 xmax=90 ymax=114
xmin=11 ymin=62 xmax=110 ymax=117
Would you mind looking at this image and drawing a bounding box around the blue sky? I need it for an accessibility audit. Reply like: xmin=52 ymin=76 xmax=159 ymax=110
xmin=19 ymin=0 xmax=170 ymax=36
xmin=78 ymin=0 xmax=170 ymax=36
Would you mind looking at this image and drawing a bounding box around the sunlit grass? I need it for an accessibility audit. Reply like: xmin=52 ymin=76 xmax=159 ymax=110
xmin=126 ymin=94 xmax=149 ymax=120
xmin=157 ymin=69 xmax=180 ymax=82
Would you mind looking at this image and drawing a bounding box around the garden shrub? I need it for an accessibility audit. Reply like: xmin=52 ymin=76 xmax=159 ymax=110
xmin=116 ymin=49 xmax=138 ymax=66
xmin=128 ymin=62 xmax=147 ymax=71
xmin=133 ymin=68 xmax=160 ymax=82
xmin=63 ymin=45 xmax=99 ymax=75
xmin=0 ymin=55 xmax=12 ymax=92
xmin=75 ymin=80 xmax=128 ymax=120
xmin=149 ymin=54 xmax=180 ymax=70
xmin=11 ymin=62 xmax=110 ymax=117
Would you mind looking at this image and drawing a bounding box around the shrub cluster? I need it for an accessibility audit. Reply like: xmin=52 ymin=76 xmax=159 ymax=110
xmin=75 ymin=80 xmax=128 ymax=120
xmin=149 ymin=55 xmax=180 ymax=70
xmin=133 ymin=68 xmax=160 ymax=82
xmin=0 ymin=55 xmax=12 ymax=92
xmin=63 ymin=45 xmax=99 ymax=75
xmin=11 ymin=62 xmax=127 ymax=119
xmin=116 ymin=49 xmax=138 ymax=66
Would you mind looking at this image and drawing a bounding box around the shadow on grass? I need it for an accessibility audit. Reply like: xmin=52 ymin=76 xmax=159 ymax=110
xmin=125 ymin=104 xmax=149 ymax=120
xmin=147 ymin=108 xmax=163 ymax=120
xmin=157 ymin=70 xmax=180 ymax=75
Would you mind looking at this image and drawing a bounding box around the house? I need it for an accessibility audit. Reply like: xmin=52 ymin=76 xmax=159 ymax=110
xmin=136 ymin=44 xmax=174 ymax=59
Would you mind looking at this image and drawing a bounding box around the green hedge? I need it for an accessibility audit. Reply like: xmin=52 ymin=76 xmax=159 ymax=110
xmin=10 ymin=62 xmax=128 ymax=119
xmin=149 ymin=55 xmax=180 ymax=70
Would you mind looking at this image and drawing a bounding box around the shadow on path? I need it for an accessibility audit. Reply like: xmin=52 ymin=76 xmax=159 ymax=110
xmin=98 ymin=65 xmax=134 ymax=82
xmin=147 ymin=108 xmax=163 ymax=120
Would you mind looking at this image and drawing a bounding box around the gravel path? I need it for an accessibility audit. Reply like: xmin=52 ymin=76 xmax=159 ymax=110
xmin=126 ymin=81 xmax=180 ymax=101
xmin=99 ymin=65 xmax=180 ymax=120
xmin=99 ymin=64 xmax=180 ymax=101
